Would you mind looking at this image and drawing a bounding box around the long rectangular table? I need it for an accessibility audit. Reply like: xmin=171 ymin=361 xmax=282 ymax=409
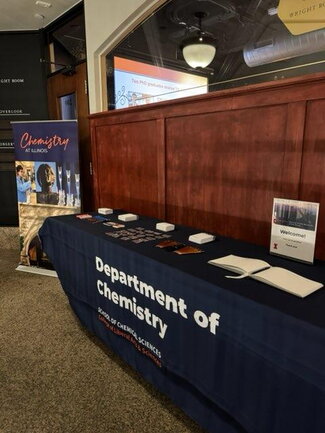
xmin=39 ymin=211 xmax=325 ymax=433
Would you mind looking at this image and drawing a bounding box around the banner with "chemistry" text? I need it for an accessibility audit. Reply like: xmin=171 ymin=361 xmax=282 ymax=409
xmin=12 ymin=120 xmax=80 ymax=275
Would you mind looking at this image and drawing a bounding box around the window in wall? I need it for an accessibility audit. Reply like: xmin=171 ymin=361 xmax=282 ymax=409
xmin=113 ymin=56 xmax=208 ymax=109
xmin=106 ymin=0 xmax=325 ymax=110
xmin=46 ymin=9 xmax=86 ymax=74
xmin=58 ymin=93 xmax=77 ymax=119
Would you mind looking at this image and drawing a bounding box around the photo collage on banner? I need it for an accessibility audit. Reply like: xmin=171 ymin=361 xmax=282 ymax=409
xmin=12 ymin=120 xmax=80 ymax=274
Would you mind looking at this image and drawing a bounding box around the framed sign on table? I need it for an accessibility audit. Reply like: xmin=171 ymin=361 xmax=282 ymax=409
xmin=270 ymin=198 xmax=319 ymax=264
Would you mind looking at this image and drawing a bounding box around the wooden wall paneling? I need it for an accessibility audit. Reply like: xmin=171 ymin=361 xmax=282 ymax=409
xmin=166 ymin=103 xmax=298 ymax=246
xmin=223 ymin=73 xmax=325 ymax=112
xmin=47 ymin=63 xmax=92 ymax=210
xmin=93 ymin=118 xmax=165 ymax=218
xmin=90 ymin=123 xmax=100 ymax=208
xmin=299 ymin=99 xmax=325 ymax=260
xmin=155 ymin=118 xmax=166 ymax=220
xmin=279 ymin=101 xmax=306 ymax=199
xmin=90 ymin=105 xmax=164 ymax=127
xmin=89 ymin=73 xmax=325 ymax=258
xmin=94 ymin=123 xmax=129 ymax=210
xmin=127 ymin=119 xmax=164 ymax=218
xmin=75 ymin=63 xmax=92 ymax=211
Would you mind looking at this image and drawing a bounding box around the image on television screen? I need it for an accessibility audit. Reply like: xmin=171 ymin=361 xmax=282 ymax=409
xmin=113 ymin=57 xmax=208 ymax=109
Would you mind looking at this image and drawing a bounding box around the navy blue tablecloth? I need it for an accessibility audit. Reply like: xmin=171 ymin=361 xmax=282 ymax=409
xmin=39 ymin=211 xmax=325 ymax=433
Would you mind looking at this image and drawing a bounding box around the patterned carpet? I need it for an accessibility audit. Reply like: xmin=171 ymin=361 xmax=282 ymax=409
xmin=0 ymin=249 xmax=206 ymax=433
xmin=0 ymin=226 xmax=19 ymax=250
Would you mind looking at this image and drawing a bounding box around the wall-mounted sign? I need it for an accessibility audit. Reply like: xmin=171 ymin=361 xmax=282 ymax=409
xmin=0 ymin=33 xmax=48 ymax=121
xmin=270 ymin=198 xmax=320 ymax=264
xmin=278 ymin=0 xmax=325 ymax=35
xmin=0 ymin=33 xmax=49 ymax=225
xmin=0 ymin=139 xmax=14 ymax=149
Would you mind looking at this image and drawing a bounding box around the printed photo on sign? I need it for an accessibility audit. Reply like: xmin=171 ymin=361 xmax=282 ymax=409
xmin=273 ymin=200 xmax=318 ymax=232
xmin=270 ymin=198 xmax=319 ymax=264
xmin=35 ymin=161 xmax=58 ymax=205
xmin=15 ymin=161 xmax=35 ymax=204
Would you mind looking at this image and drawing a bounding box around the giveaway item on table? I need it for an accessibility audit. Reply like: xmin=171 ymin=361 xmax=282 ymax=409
xmin=83 ymin=217 xmax=99 ymax=223
xmin=188 ymin=232 xmax=215 ymax=244
xmin=164 ymin=243 xmax=185 ymax=252
xmin=156 ymin=222 xmax=175 ymax=232
xmin=76 ymin=213 xmax=92 ymax=219
xmin=103 ymin=222 xmax=125 ymax=229
xmin=155 ymin=240 xmax=184 ymax=251
xmin=174 ymin=246 xmax=203 ymax=255
xmin=105 ymin=227 xmax=171 ymax=243
xmin=93 ymin=215 xmax=109 ymax=222
xmin=118 ymin=213 xmax=139 ymax=222
xmin=155 ymin=240 xmax=180 ymax=248
xmin=85 ymin=215 xmax=109 ymax=223
xmin=98 ymin=207 xmax=113 ymax=215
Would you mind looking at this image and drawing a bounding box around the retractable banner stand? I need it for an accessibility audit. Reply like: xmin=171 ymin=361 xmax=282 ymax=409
xmin=12 ymin=120 xmax=80 ymax=276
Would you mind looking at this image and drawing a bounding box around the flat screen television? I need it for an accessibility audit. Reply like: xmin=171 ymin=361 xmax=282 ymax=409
xmin=112 ymin=56 xmax=208 ymax=109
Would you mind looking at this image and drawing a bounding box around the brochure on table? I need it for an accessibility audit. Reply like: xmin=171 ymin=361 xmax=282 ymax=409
xmin=270 ymin=198 xmax=319 ymax=264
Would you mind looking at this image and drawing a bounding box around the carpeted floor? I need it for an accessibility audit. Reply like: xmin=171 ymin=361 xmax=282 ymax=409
xmin=0 ymin=249 xmax=206 ymax=433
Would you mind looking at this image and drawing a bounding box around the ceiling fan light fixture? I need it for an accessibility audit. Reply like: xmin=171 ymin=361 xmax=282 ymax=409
xmin=34 ymin=13 xmax=45 ymax=20
xmin=182 ymin=37 xmax=216 ymax=68
xmin=35 ymin=1 xmax=52 ymax=8
xmin=181 ymin=11 xmax=216 ymax=68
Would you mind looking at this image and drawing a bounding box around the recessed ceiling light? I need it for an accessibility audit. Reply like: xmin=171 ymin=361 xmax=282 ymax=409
xmin=35 ymin=1 xmax=52 ymax=8
xmin=268 ymin=7 xmax=278 ymax=16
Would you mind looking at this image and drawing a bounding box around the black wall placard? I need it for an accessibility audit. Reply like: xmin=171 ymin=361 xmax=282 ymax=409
xmin=0 ymin=32 xmax=48 ymax=126
xmin=0 ymin=31 xmax=49 ymax=225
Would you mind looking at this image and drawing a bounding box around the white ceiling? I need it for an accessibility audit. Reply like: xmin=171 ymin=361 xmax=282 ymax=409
xmin=0 ymin=0 xmax=82 ymax=31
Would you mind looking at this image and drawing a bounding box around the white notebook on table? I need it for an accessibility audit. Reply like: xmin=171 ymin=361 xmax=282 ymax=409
xmin=208 ymin=255 xmax=323 ymax=298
